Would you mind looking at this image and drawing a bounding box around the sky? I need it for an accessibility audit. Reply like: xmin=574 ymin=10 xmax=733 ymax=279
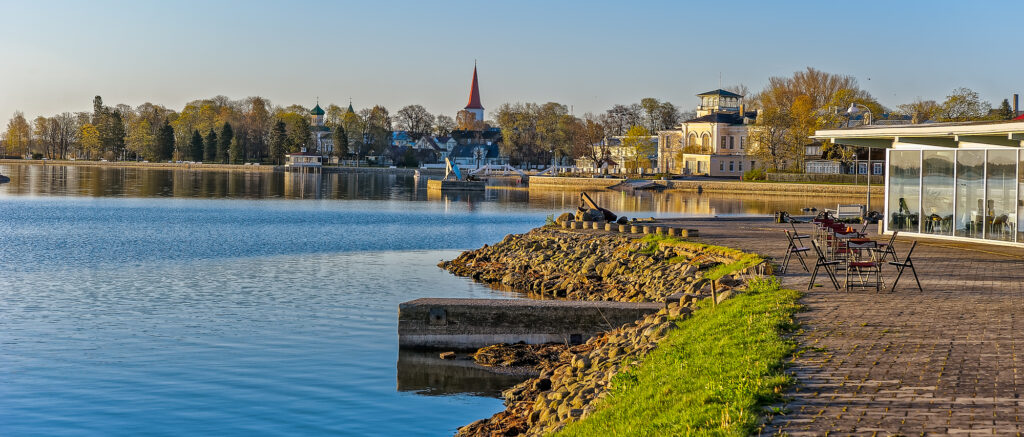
xmin=1 ymin=0 xmax=1022 ymax=121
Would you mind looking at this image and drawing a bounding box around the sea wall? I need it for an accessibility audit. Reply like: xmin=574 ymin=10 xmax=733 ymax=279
xmin=0 ymin=159 xmax=446 ymax=175
xmin=526 ymin=174 xmax=882 ymax=196
xmin=441 ymin=227 xmax=765 ymax=435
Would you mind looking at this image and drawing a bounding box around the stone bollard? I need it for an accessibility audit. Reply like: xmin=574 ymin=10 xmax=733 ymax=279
xmin=642 ymin=225 xmax=652 ymax=234
xmin=561 ymin=220 xmax=571 ymax=229
xmin=569 ymin=221 xmax=579 ymax=230
xmin=619 ymin=224 xmax=629 ymax=232
xmin=655 ymin=226 xmax=665 ymax=235
xmin=631 ymin=225 xmax=641 ymax=234
xmin=668 ymin=227 xmax=681 ymax=237
xmin=593 ymin=221 xmax=605 ymax=230
xmin=581 ymin=220 xmax=592 ymax=229
xmin=605 ymin=223 xmax=615 ymax=232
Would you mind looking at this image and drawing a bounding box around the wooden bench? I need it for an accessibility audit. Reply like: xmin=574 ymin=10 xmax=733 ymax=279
xmin=828 ymin=204 xmax=864 ymax=219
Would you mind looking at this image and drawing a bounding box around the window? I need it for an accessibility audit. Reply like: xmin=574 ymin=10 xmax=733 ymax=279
xmin=721 ymin=137 xmax=727 ymax=149
xmin=873 ymin=162 xmax=883 ymax=175
xmin=921 ymin=150 xmax=954 ymax=236
xmin=740 ymin=137 xmax=746 ymax=149
xmin=729 ymin=161 xmax=734 ymax=172
xmin=738 ymin=162 xmax=743 ymax=171
xmin=986 ymin=150 xmax=1016 ymax=242
xmin=887 ymin=150 xmax=920 ymax=233
xmin=729 ymin=136 xmax=735 ymax=149
xmin=954 ymin=150 xmax=983 ymax=238
xmin=719 ymin=162 xmax=724 ymax=171
xmin=750 ymin=161 xmax=755 ymax=170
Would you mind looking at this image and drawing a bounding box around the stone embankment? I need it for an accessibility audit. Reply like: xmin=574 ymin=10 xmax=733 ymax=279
xmin=441 ymin=227 xmax=766 ymax=436
xmin=440 ymin=228 xmax=751 ymax=302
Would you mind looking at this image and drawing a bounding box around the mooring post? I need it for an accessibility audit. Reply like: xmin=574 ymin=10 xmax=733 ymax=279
xmin=711 ymin=281 xmax=718 ymax=307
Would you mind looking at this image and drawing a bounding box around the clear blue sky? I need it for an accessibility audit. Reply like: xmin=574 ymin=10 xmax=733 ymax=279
xmin=1 ymin=0 xmax=1021 ymax=120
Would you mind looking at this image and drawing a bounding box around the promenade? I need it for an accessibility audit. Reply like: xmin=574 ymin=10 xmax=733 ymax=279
xmin=665 ymin=217 xmax=1024 ymax=436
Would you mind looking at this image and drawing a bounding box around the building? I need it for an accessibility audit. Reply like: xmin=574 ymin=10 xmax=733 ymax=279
xmin=576 ymin=135 xmax=658 ymax=173
xmin=309 ymin=103 xmax=334 ymax=159
xmin=448 ymin=143 xmax=505 ymax=168
xmin=657 ymin=89 xmax=758 ymax=177
xmin=804 ymin=142 xmax=885 ymax=176
xmin=815 ymin=120 xmax=1024 ymax=246
xmin=285 ymin=150 xmax=322 ymax=167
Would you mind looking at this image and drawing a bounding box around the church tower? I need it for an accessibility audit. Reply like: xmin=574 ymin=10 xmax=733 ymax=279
xmin=310 ymin=102 xmax=325 ymax=127
xmin=464 ymin=63 xmax=484 ymax=122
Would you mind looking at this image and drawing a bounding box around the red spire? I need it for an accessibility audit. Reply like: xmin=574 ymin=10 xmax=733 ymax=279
xmin=465 ymin=64 xmax=483 ymax=110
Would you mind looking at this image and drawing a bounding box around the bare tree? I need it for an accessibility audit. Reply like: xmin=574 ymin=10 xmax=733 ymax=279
xmin=434 ymin=115 xmax=455 ymax=137
xmin=395 ymin=105 xmax=434 ymax=139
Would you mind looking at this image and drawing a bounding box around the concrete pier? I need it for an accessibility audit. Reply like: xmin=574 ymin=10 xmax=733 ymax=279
xmin=398 ymin=298 xmax=662 ymax=350
xmin=426 ymin=179 xmax=486 ymax=191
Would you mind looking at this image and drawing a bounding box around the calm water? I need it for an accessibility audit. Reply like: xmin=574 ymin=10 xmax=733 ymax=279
xmin=0 ymin=164 xmax=871 ymax=435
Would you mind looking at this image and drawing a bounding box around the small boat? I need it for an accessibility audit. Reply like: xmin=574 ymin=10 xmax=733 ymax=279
xmin=0 ymin=174 xmax=10 ymax=183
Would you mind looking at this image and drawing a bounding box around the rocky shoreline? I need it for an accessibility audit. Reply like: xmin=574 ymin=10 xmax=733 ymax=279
xmin=440 ymin=227 xmax=767 ymax=436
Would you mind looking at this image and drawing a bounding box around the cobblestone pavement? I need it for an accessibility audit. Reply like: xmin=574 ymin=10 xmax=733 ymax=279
xmin=666 ymin=217 xmax=1024 ymax=437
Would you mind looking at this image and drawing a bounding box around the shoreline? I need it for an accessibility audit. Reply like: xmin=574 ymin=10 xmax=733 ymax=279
xmin=0 ymin=159 xmax=445 ymax=175
xmin=528 ymin=175 xmax=883 ymax=196
xmin=440 ymin=226 xmax=772 ymax=435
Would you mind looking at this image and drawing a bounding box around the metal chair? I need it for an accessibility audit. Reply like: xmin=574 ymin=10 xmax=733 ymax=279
xmin=787 ymin=218 xmax=811 ymax=242
xmin=889 ymin=240 xmax=923 ymax=292
xmin=876 ymin=230 xmax=900 ymax=263
xmin=846 ymin=240 xmax=881 ymax=292
xmin=782 ymin=230 xmax=810 ymax=274
xmin=808 ymin=240 xmax=840 ymax=290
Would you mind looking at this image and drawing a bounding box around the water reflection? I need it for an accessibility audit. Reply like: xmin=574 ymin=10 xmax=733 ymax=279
xmin=0 ymin=163 xmax=879 ymax=216
xmin=396 ymin=350 xmax=531 ymax=397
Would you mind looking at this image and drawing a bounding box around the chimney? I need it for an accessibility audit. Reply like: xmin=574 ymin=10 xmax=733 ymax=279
xmin=1015 ymin=94 xmax=1019 ymax=116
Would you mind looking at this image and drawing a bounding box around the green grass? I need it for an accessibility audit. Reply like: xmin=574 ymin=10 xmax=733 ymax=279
xmin=638 ymin=235 xmax=765 ymax=280
xmin=554 ymin=277 xmax=801 ymax=437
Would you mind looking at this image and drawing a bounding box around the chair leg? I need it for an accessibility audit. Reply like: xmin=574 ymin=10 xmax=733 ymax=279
xmin=795 ymin=250 xmax=809 ymax=272
xmin=781 ymin=250 xmax=792 ymax=274
xmin=890 ymin=265 xmax=905 ymax=293
xmin=909 ymin=261 xmax=923 ymax=292
xmin=824 ymin=265 xmax=840 ymax=290
xmin=808 ymin=264 xmax=819 ymax=290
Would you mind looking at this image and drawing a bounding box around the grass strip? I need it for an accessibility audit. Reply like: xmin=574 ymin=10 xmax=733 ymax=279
xmin=639 ymin=234 xmax=765 ymax=280
xmin=555 ymin=277 xmax=801 ymax=437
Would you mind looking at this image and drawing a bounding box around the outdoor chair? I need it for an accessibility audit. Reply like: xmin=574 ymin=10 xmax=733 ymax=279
xmin=876 ymin=230 xmax=900 ymax=263
xmin=845 ymin=240 xmax=881 ymax=292
xmin=808 ymin=240 xmax=840 ymax=290
xmin=782 ymin=230 xmax=810 ymax=274
xmin=787 ymin=218 xmax=811 ymax=242
xmin=889 ymin=240 xmax=923 ymax=292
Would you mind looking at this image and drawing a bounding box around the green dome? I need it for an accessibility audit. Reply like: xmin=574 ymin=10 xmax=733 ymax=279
xmin=310 ymin=104 xmax=325 ymax=115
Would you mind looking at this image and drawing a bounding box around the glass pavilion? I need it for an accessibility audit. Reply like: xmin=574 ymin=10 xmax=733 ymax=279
xmin=815 ymin=121 xmax=1024 ymax=245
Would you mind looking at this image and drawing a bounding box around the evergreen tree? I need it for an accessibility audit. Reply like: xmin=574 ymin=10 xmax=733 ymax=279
xmin=332 ymin=125 xmax=349 ymax=159
xmin=156 ymin=121 xmax=175 ymax=161
xmin=269 ymin=120 xmax=287 ymax=164
xmin=997 ymin=99 xmax=1014 ymax=120
xmin=218 ymin=122 xmax=234 ymax=163
xmin=204 ymin=129 xmax=218 ymax=162
xmin=189 ymin=129 xmax=204 ymax=162
xmin=228 ymin=137 xmax=243 ymax=163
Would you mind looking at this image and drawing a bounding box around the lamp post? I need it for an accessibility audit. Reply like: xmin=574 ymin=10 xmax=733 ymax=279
xmin=846 ymin=103 xmax=874 ymax=217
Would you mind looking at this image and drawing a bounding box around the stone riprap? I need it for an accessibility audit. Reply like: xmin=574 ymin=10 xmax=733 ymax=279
xmin=440 ymin=227 xmax=765 ymax=436
xmin=456 ymin=304 xmax=691 ymax=436
xmin=439 ymin=228 xmax=749 ymax=303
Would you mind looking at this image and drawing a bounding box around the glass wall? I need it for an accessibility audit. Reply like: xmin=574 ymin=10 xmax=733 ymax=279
xmin=1018 ymin=152 xmax=1024 ymax=243
xmin=887 ymin=150 xmax=921 ymax=232
xmin=921 ymin=150 xmax=954 ymax=235
xmin=987 ymin=150 xmax=1017 ymax=241
xmin=954 ymin=150 xmax=985 ymax=238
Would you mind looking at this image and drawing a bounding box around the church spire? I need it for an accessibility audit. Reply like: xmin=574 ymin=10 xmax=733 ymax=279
xmin=465 ymin=63 xmax=483 ymax=110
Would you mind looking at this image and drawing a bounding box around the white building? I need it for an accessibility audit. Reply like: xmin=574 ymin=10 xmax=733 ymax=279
xmin=657 ymin=89 xmax=759 ymax=177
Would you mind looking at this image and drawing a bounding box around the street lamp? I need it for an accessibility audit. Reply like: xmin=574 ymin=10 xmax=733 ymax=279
xmin=846 ymin=102 xmax=875 ymax=216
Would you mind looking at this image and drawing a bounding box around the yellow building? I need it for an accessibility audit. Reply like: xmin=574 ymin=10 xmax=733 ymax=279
xmin=657 ymin=89 xmax=759 ymax=177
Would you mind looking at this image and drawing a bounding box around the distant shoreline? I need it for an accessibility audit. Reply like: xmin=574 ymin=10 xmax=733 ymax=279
xmin=0 ymin=159 xmax=446 ymax=175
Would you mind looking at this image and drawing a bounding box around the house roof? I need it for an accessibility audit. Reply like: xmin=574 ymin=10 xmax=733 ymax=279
xmin=311 ymin=104 xmax=325 ymax=115
xmin=465 ymin=65 xmax=483 ymax=110
xmin=449 ymin=143 xmax=501 ymax=159
xmin=684 ymin=111 xmax=756 ymax=125
xmin=696 ymin=89 xmax=743 ymax=98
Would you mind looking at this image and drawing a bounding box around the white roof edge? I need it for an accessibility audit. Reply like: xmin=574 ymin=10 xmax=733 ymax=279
xmin=815 ymin=121 xmax=1024 ymax=139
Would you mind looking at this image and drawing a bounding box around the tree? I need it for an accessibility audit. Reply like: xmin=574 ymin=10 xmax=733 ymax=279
xmin=657 ymin=102 xmax=681 ymax=130
xmin=938 ymin=87 xmax=991 ymax=122
xmin=996 ymin=99 xmax=1014 ymax=120
xmin=332 ymin=124 xmax=349 ymax=159
xmin=570 ymin=115 xmax=608 ymax=172
xmin=52 ymin=113 xmax=79 ymax=159
xmin=325 ymin=104 xmax=344 ymax=128
xmin=156 ymin=121 xmax=175 ymax=161
xmin=622 ymin=125 xmax=653 ymax=174
xmin=79 ymin=123 xmax=101 ymax=158
xmin=228 ymin=137 xmax=242 ymax=163
xmin=218 ymin=122 xmax=233 ymax=163
xmin=434 ymin=114 xmax=455 ymax=137
xmin=396 ymin=105 xmax=434 ymax=139
xmin=204 ymin=129 xmax=218 ymax=162
xmin=536 ymin=102 xmax=573 ymax=165
xmin=3 ymin=111 xmax=32 ymax=157
xmin=495 ymin=102 xmax=542 ymax=166
xmin=125 ymin=118 xmax=155 ymax=161
xmin=748 ymin=107 xmax=793 ymax=172
xmin=896 ymin=99 xmax=941 ymax=124
xmin=341 ymin=111 xmax=364 ymax=162
xmin=269 ymin=120 xmax=287 ymax=164
xmin=189 ymin=130 xmax=204 ymax=162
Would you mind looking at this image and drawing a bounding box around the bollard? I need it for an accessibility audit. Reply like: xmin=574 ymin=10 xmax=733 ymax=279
xmin=668 ymin=227 xmax=681 ymax=237
xmin=631 ymin=225 xmax=641 ymax=234
xmin=655 ymin=226 xmax=665 ymax=235
xmin=581 ymin=220 xmax=592 ymax=229
xmin=593 ymin=221 xmax=605 ymax=230
xmin=642 ymin=225 xmax=652 ymax=234
xmin=605 ymin=223 xmax=615 ymax=232
xmin=561 ymin=220 xmax=571 ymax=229
xmin=570 ymin=221 xmax=580 ymax=230
xmin=619 ymin=224 xmax=629 ymax=232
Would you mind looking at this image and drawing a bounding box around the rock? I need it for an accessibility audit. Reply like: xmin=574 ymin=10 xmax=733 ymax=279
xmin=556 ymin=212 xmax=573 ymax=223
xmin=439 ymin=351 xmax=456 ymax=360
